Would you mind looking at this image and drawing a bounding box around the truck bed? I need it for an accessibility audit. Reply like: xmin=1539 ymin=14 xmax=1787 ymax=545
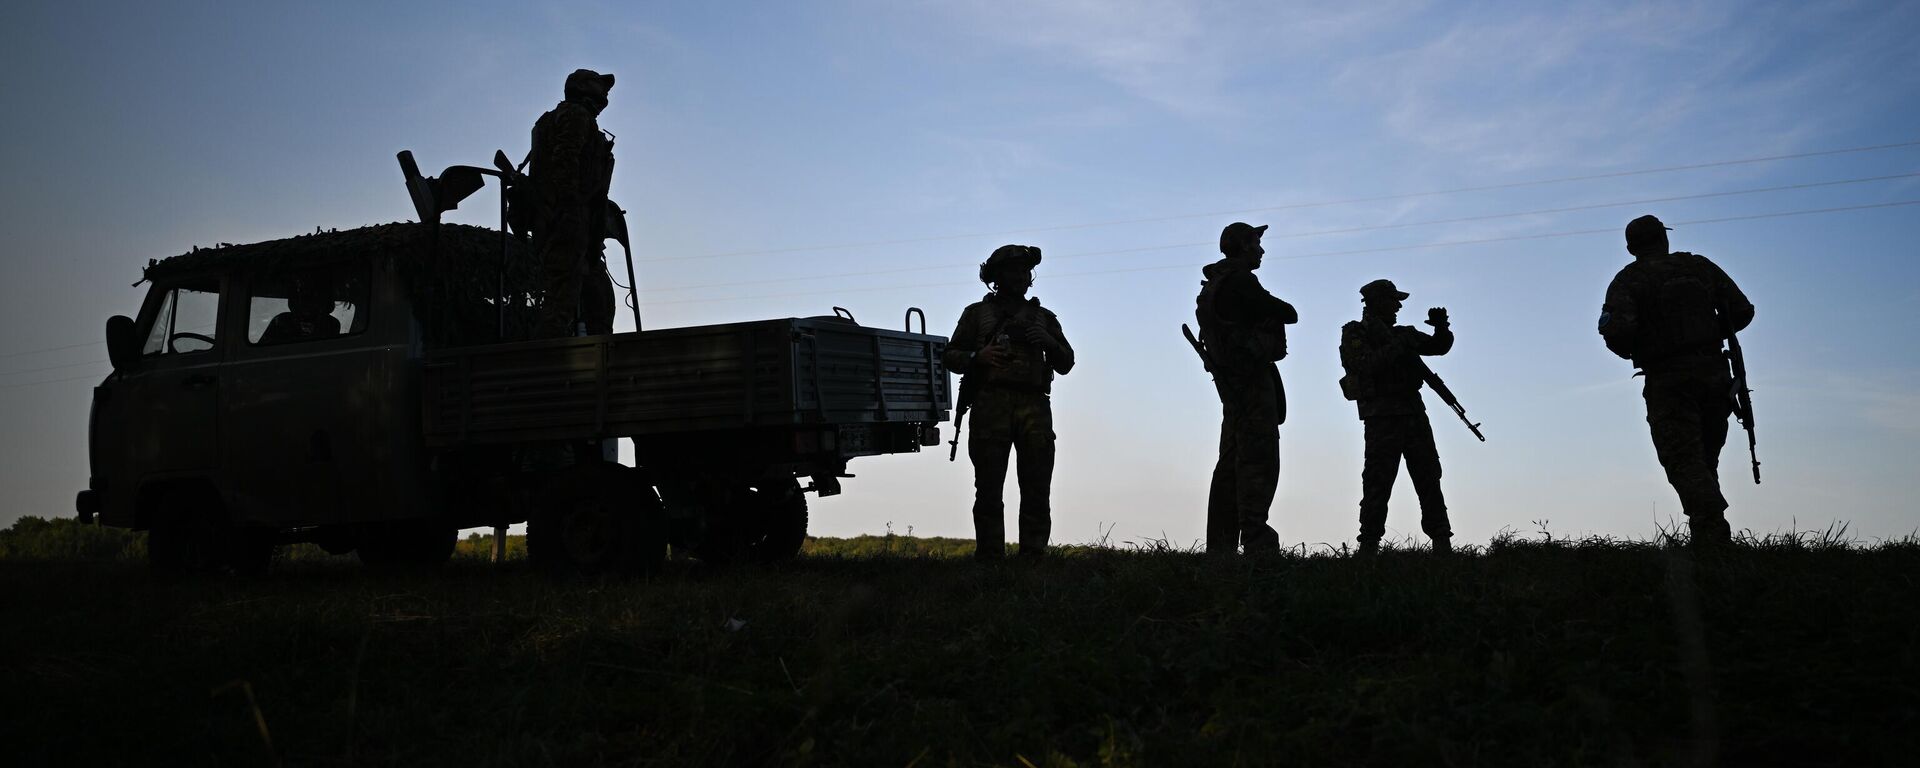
xmin=422 ymin=317 xmax=951 ymax=447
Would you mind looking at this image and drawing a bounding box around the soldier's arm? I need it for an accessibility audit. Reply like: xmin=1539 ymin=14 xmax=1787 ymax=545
xmin=1240 ymin=273 xmax=1299 ymax=325
xmin=1598 ymin=273 xmax=1639 ymax=360
xmin=1406 ymin=323 xmax=1454 ymax=356
xmin=1042 ymin=311 xmax=1075 ymax=375
xmin=943 ymin=305 xmax=981 ymax=373
xmin=1707 ymin=259 xmax=1755 ymax=333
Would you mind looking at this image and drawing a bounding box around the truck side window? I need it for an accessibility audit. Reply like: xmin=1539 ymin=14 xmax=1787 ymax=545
xmin=248 ymin=262 xmax=370 ymax=345
xmin=140 ymin=279 xmax=221 ymax=356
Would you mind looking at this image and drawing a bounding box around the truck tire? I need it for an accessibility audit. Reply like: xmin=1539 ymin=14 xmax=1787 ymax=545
xmin=528 ymin=464 xmax=665 ymax=576
xmin=357 ymin=522 xmax=456 ymax=568
xmin=147 ymin=489 xmax=272 ymax=577
xmin=695 ymin=479 xmax=808 ymax=565
xmin=744 ymin=479 xmax=808 ymax=563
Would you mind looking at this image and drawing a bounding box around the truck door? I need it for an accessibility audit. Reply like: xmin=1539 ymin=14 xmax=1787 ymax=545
xmin=121 ymin=277 xmax=226 ymax=480
xmin=221 ymin=260 xmax=379 ymax=528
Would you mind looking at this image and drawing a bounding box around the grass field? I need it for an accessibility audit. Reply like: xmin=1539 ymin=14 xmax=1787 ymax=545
xmin=2 ymin=518 xmax=1915 ymax=766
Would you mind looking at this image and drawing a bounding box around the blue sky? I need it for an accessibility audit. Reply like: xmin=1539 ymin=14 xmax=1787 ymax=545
xmin=3 ymin=1 xmax=1917 ymax=546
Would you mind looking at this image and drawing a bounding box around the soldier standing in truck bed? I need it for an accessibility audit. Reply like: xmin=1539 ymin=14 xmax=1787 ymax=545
xmin=1338 ymin=279 xmax=1455 ymax=555
xmin=945 ymin=245 xmax=1075 ymax=560
xmin=1599 ymin=214 xmax=1754 ymax=549
xmin=1196 ymin=222 xmax=1297 ymax=556
xmin=530 ymin=68 xmax=617 ymax=337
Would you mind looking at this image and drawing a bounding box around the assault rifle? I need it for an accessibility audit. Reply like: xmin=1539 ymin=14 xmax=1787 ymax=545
xmin=948 ymin=374 xmax=974 ymax=461
xmin=1726 ymin=327 xmax=1760 ymax=483
xmin=1419 ymin=362 xmax=1485 ymax=442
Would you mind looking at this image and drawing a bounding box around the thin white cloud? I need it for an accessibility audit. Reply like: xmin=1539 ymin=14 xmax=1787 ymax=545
xmin=924 ymin=0 xmax=1422 ymax=119
xmin=1334 ymin=1 xmax=1920 ymax=171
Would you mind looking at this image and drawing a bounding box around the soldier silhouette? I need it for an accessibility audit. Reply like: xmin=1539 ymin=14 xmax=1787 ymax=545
xmin=1339 ymin=279 xmax=1455 ymax=555
xmin=1599 ymin=215 xmax=1754 ymax=549
xmin=944 ymin=245 xmax=1075 ymax=560
xmin=529 ymin=68 xmax=617 ymax=337
xmin=1196 ymin=222 xmax=1296 ymax=555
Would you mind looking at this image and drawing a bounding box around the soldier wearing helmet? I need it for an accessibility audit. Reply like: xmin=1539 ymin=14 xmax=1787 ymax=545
xmin=1598 ymin=214 xmax=1754 ymax=549
xmin=1195 ymin=222 xmax=1297 ymax=556
xmin=530 ymin=68 xmax=618 ymax=337
xmin=1338 ymin=279 xmax=1455 ymax=555
xmin=943 ymin=244 xmax=1075 ymax=560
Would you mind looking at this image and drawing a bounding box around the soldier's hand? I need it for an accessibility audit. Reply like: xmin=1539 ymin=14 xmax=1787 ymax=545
xmin=1023 ymin=324 xmax=1058 ymax=351
xmin=1426 ymin=307 xmax=1449 ymax=327
xmin=976 ymin=341 xmax=1012 ymax=370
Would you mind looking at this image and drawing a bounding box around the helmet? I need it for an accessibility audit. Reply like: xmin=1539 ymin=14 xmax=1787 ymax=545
xmin=978 ymin=244 xmax=1042 ymax=284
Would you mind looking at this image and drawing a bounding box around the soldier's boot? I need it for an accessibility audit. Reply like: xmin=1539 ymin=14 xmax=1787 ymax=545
xmin=1689 ymin=516 xmax=1732 ymax=551
xmin=1355 ymin=540 xmax=1379 ymax=557
xmin=1430 ymin=537 xmax=1453 ymax=555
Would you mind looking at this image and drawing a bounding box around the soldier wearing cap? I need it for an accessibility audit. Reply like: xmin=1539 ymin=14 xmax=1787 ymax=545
xmin=1599 ymin=214 xmax=1754 ymax=548
xmin=1195 ymin=222 xmax=1297 ymax=555
xmin=944 ymin=245 xmax=1075 ymax=560
xmin=530 ymin=68 xmax=618 ymax=337
xmin=1338 ymin=279 xmax=1455 ymax=554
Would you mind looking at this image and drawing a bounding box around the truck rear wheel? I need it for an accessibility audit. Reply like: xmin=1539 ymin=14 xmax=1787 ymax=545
xmin=745 ymin=480 xmax=808 ymax=563
xmin=528 ymin=464 xmax=665 ymax=576
xmin=695 ymin=479 xmax=808 ymax=564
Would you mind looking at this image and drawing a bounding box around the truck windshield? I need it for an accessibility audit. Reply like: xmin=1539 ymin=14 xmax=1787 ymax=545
xmin=141 ymin=279 xmax=221 ymax=356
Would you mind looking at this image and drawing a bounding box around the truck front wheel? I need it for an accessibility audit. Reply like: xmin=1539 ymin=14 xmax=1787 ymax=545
xmin=147 ymin=489 xmax=273 ymax=577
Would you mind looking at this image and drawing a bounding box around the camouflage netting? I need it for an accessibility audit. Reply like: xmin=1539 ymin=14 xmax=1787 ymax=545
xmin=143 ymin=223 xmax=542 ymax=347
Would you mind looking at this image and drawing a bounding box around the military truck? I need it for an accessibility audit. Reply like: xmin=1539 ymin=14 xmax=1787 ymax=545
xmin=77 ymin=186 xmax=950 ymax=575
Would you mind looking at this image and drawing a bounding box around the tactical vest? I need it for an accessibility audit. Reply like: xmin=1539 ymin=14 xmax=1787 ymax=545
xmin=1339 ymin=320 xmax=1422 ymax=402
xmin=966 ymin=297 xmax=1055 ymax=392
xmin=1619 ymin=252 xmax=1726 ymax=364
xmin=526 ymin=102 xmax=614 ymax=226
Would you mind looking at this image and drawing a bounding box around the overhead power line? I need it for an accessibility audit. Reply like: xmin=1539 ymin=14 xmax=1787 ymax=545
xmin=646 ymin=139 xmax=1920 ymax=263
xmin=7 ymin=200 xmax=1915 ymax=394
xmin=641 ymin=170 xmax=1919 ymax=295
xmin=643 ymin=199 xmax=1920 ymax=307
xmin=3 ymin=142 xmax=1915 ymax=363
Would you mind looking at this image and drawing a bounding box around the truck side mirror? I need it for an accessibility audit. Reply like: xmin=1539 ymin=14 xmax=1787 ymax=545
xmin=105 ymin=315 xmax=139 ymax=371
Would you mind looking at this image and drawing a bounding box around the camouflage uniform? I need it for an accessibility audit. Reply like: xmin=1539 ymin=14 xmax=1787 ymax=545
xmin=1600 ymin=236 xmax=1754 ymax=543
xmin=946 ymin=287 xmax=1074 ymax=559
xmin=1196 ymin=251 xmax=1296 ymax=555
xmin=530 ymin=70 xmax=617 ymax=337
xmin=1338 ymin=281 xmax=1455 ymax=551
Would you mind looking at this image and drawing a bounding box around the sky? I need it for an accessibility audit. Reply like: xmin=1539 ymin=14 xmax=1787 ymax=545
xmin=2 ymin=0 xmax=1917 ymax=548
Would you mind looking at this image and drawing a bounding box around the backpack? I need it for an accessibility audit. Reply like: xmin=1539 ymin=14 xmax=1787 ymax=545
xmin=1624 ymin=252 xmax=1725 ymax=361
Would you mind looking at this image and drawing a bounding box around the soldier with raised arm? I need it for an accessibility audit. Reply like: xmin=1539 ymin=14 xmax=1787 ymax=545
xmin=1338 ymin=279 xmax=1455 ymax=555
xmin=1196 ymin=223 xmax=1297 ymax=556
xmin=1599 ymin=215 xmax=1755 ymax=549
xmin=530 ymin=68 xmax=617 ymax=337
xmin=944 ymin=245 xmax=1075 ymax=560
